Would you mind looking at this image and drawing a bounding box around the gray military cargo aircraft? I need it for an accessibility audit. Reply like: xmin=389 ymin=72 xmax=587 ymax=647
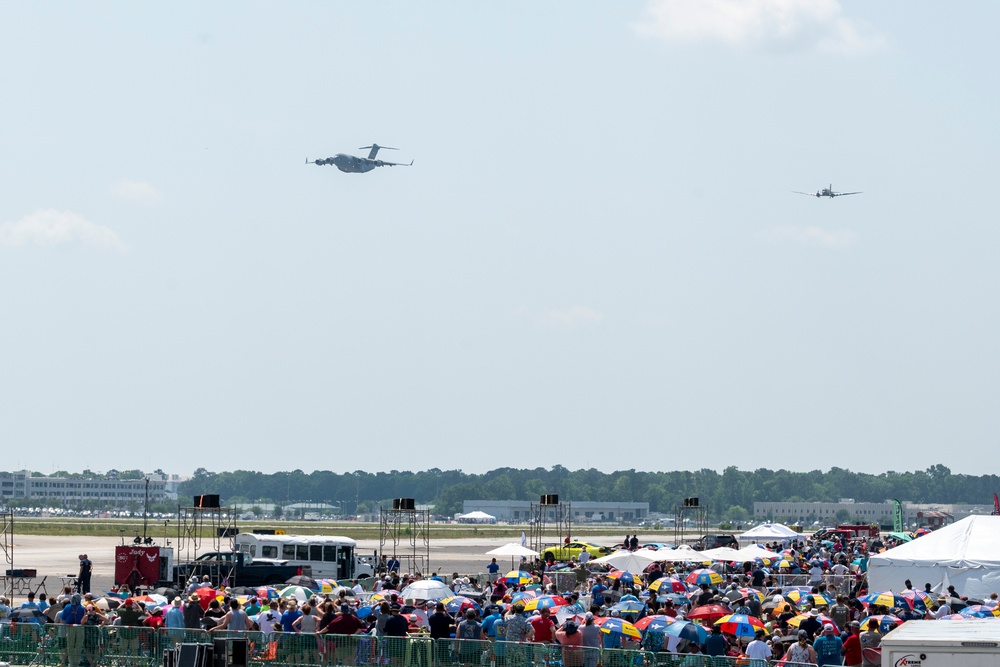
xmin=793 ymin=184 xmax=862 ymax=198
xmin=306 ymin=144 xmax=413 ymax=173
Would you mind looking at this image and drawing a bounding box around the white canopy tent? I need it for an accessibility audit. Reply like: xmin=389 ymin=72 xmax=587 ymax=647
xmin=739 ymin=523 xmax=800 ymax=543
xmin=457 ymin=510 xmax=497 ymax=523
xmin=733 ymin=544 xmax=780 ymax=560
xmin=868 ymin=515 xmax=1000 ymax=601
xmin=591 ymin=549 xmax=659 ymax=572
xmin=655 ymin=545 xmax=709 ymax=563
xmin=699 ymin=546 xmax=744 ymax=561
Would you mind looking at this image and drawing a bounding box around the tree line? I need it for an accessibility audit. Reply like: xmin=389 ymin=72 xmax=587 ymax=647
xmin=177 ymin=464 xmax=998 ymax=517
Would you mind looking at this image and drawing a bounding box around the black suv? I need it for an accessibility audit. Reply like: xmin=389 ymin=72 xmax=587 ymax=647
xmin=692 ymin=534 xmax=739 ymax=550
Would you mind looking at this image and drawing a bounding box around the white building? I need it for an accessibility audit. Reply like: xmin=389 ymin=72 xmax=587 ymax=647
xmin=463 ymin=500 xmax=648 ymax=522
xmin=0 ymin=470 xmax=167 ymax=505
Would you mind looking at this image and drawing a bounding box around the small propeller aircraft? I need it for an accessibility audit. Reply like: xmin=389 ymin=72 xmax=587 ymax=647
xmin=306 ymin=144 xmax=413 ymax=173
xmin=793 ymin=184 xmax=862 ymax=198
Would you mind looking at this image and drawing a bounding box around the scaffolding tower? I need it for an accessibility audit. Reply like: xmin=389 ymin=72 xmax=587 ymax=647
xmin=673 ymin=497 xmax=707 ymax=546
xmin=529 ymin=495 xmax=572 ymax=558
xmin=0 ymin=510 xmax=12 ymax=599
xmin=175 ymin=500 xmax=237 ymax=586
xmin=379 ymin=499 xmax=430 ymax=576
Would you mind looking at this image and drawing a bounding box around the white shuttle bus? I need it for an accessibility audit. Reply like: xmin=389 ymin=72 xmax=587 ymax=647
xmin=234 ymin=533 xmax=375 ymax=580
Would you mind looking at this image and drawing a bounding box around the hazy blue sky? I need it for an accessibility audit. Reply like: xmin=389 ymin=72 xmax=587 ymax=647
xmin=2 ymin=2 xmax=997 ymax=477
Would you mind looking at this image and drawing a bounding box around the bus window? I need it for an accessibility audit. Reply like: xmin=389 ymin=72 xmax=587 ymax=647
xmin=262 ymin=546 xmax=278 ymax=559
xmin=283 ymin=545 xmax=296 ymax=560
xmin=323 ymin=546 xmax=337 ymax=562
xmin=337 ymin=545 xmax=353 ymax=580
xmin=310 ymin=545 xmax=322 ymax=561
xmin=296 ymin=545 xmax=309 ymax=561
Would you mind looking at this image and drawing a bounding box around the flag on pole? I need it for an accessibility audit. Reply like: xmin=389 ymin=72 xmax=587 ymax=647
xmin=521 ymin=531 xmax=527 ymax=547
xmin=892 ymin=499 xmax=903 ymax=532
xmin=993 ymin=493 xmax=999 ymax=516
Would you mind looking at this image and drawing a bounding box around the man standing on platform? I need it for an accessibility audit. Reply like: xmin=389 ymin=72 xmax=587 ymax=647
xmin=78 ymin=554 xmax=93 ymax=594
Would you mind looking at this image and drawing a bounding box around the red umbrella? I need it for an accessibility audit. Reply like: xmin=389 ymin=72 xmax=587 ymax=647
xmin=194 ymin=588 xmax=222 ymax=611
xmin=686 ymin=604 xmax=730 ymax=621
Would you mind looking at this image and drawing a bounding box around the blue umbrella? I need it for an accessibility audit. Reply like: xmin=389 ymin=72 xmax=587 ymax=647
xmin=664 ymin=620 xmax=708 ymax=644
xmin=611 ymin=600 xmax=646 ymax=615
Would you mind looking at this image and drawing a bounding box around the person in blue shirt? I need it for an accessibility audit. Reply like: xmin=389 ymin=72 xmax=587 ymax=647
xmin=486 ymin=558 xmax=500 ymax=582
xmin=482 ymin=605 xmax=503 ymax=638
xmin=591 ymin=580 xmax=608 ymax=606
xmin=703 ymin=624 xmax=728 ymax=656
xmin=281 ymin=600 xmax=303 ymax=633
xmin=813 ymin=624 xmax=844 ymax=666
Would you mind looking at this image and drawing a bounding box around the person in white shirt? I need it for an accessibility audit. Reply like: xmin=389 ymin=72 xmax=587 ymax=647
xmin=932 ymin=598 xmax=952 ymax=618
xmin=351 ymin=579 xmax=365 ymax=596
xmin=745 ymin=629 xmax=772 ymax=664
xmin=984 ymin=593 xmax=999 ymax=609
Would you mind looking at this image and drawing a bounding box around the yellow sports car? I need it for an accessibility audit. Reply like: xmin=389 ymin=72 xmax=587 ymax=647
xmin=540 ymin=541 xmax=609 ymax=561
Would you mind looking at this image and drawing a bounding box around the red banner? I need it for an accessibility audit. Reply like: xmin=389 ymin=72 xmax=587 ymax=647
xmin=114 ymin=546 xmax=162 ymax=588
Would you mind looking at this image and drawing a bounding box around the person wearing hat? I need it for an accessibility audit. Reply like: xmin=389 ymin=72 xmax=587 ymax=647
xmin=58 ymin=593 xmax=87 ymax=667
xmin=384 ymin=604 xmax=410 ymax=637
xmin=116 ymin=598 xmax=147 ymax=661
xmin=842 ymin=620 xmax=863 ymax=667
xmin=555 ymin=620 xmax=584 ymax=667
xmin=144 ymin=606 xmax=166 ymax=630
xmin=932 ymin=596 xmax=952 ymax=618
xmin=813 ymin=623 xmax=843 ymax=666
xmin=454 ymin=608 xmax=484 ymax=664
xmin=183 ymin=594 xmax=205 ymax=629
xmin=798 ymin=608 xmax=823 ymax=640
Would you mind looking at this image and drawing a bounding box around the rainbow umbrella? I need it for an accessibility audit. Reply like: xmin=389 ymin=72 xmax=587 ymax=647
xmin=505 ymin=570 xmax=533 ymax=585
xmin=938 ymin=613 xmax=966 ymax=620
xmin=596 ymin=617 xmax=642 ymax=641
xmin=860 ymin=615 xmax=902 ymax=633
xmin=607 ymin=570 xmax=642 ymax=586
xmin=522 ymin=595 xmax=567 ymax=612
xmin=913 ymin=528 xmax=932 ymax=537
xmin=134 ymin=594 xmax=168 ymax=607
xmin=633 ymin=615 xmax=679 ymax=634
xmin=715 ymin=614 xmax=768 ymax=638
xmin=860 ymin=592 xmax=911 ymax=610
xmin=959 ymin=605 xmax=999 ymax=618
xmin=663 ymin=620 xmax=708 ymax=643
xmin=648 ymin=577 xmax=687 ymax=594
xmin=685 ymin=569 xmax=723 ymax=586
xmin=440 ymin=596 xmax=482 ymax=615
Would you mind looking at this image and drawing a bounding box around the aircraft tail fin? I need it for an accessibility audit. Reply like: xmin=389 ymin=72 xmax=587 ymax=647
xmin=359 ymin=144 xmax=398 ymax=160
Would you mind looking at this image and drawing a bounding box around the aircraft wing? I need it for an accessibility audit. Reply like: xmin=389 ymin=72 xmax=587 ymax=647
xmin=792 ymin=191 xmax=817 ymax=196
xmin=831 ymin=191 xmax=862 ymax=196
xmin=376 ymin=159 xmax=414 ymax=167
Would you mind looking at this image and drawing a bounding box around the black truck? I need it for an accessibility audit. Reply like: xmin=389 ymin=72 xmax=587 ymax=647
xmin=173 ymin=551 xmax=310 ymax=588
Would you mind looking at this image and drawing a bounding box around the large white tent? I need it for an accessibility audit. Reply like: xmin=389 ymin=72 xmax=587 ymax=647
xmin=739 ymin=523 xmax=800 ymax=543
xmin=457 ymin=510 xmax=496 ymax=523
xmin=868 ymin=515 xmax=1000 ymax=601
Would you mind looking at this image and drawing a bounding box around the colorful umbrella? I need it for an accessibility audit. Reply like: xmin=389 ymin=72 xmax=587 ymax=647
xmin=687 ymin=604 xmax=730 ymax=621
xmin=959 ymin=605 xmax=999 ymax=618
xmin=611 ymin=600 xmax=647 ymax=616
xmin=510 ymin=590 xmax=538 ymax=604
xmin=279 ymin=585 xmax=314 ymax=600
xmin=860 ymin=592 xmax=911 ymax=610
xmin=860 ymin=615 xmax=902 ymax=633
xmin=522 ymin=595 xmax=567 ymax=612
xmin=736 ymin=588 xmax=765 ymax=603
xmin=714 ymin=614 xmax=768 ymax=638
xmin=596 ymin=617 xmax=642 ymax=641
xmin=607 ymin=570 xmax=642 ymax=586
xmin=633 ymin=615 xmax=679 ymax=633
xmin=684 ymin=569 xmax=723 ymax=586
xmin=900 ymin=590 xmax=932 ymax=612
xmin=505 ymin=570 xmax=533 ymax=585
xmin=663 ymin=620 xmax=708 ymax=644
xmin=440 ymin=596 xmax=482 ymax=615
xmin=254 ymin=586 xmax=281 ymax=600
xmin=788 ymin=592 xmax=834 ymax=608
xmin=134 ymin=594 xmax=168 ymax=606
xmin=938 ymin=613 xmax=967 ymax=620
xmin=913 ymin=528 xmax=932 ymax=537
xmin=648 ymin=577 xmax=687 ymax=594
xmin=789 ymin=613 xmax=839 ymax=632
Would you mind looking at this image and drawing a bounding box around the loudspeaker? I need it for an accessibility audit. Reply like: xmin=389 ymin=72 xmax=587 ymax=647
xmin=540 ymin=494 xmax=559 ymax=506
xmin=230 ymin=638 xmax=249 ymax=667
xmin=217 ymin=527 xmax=237 ymax=538
xmin=690 ymin=497 xmax=699 ymax=507
xmin=213 ymin=638 xmax=228 ymax=667
xmin=194 ymin=494 xmax=220 ymax=508
xmin=164 ymin=649 xmax=176 ymax=667
xmin=177 ymin=644 xmax=201 ymax=667
xmin=397 ymin=498 xmax=415 ymax=511
xmin=392 ymin=498 xmax=401 ymax=510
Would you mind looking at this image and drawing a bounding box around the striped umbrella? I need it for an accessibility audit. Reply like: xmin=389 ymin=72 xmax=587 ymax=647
xmin=595 ymin=617 xmax=642 ymax=641
xmin=860 ymin=614 xmax=903 ymax=633
xmin=522 ymin=595 xmax=568 ymax=612
xmin=663 ymin=620 xmax=708 ymax=643
xmin=714 ymin=614 xmax=768 ymax=638
xmin=505 ymin=571 xmax=533 ymax=585
xmin=607 ymin=570 xmax=642 ymax=587
xmin=684 ymin=569 xmax=723 ymax=586
xmin=860 ymin=592 xmax=911 ymax=610
xmin=959 ymin=605 xmax=999 ymax=618
xmin=648 ymin=577 xmax=687 ymax=594
xmin=633 ymin=615 xmax=679 ymax=634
